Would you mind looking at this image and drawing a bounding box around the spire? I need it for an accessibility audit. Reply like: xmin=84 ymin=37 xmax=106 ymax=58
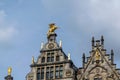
xmin=5 ymin=67 xmax=13 ymax=80
xmin=92 ymin=36 xmax=94 ymax=49
xmin=101 ymin=35 xmax=104 ymax=46
xmin=111 ymin=49 xmax=114 ymax=64
xmin=82 ymin=53 xmax=85 ymax=67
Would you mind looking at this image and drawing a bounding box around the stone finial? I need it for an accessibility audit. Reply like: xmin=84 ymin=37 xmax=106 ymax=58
xmin=82 ymin=53 xmax=85 ymax=62
xmin=68 ymin=53 xmax=71 ymax=60
xmin=41 ymin=42 xmax=44 ymax=49
xmin=101 ymin=35 xmax=104 ymax=45
xmin=59 ymin=40 xmax=62 ymax=47
xmin=92 ymin=36 xmax=94 ymax=47
xmin=111 ymin=49 xmax=114 ymax=64
xmin=32 ymin=56 xmax=35 ymax=64
xmin=82 ymin=53 xmax=85 ymax=67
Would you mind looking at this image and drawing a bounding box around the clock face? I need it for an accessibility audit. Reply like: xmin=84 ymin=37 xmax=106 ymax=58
xmin=48 ymin=43 xmax=54 ymax=49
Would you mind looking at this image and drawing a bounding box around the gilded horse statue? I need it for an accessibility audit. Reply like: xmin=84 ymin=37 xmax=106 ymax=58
xmin=47 ymin=23 xmax=58 ymax=37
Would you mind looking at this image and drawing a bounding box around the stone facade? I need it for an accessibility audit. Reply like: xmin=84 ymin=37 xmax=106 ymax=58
xmin=77 ymin=37 xmax=120 ymax=80
xmin=26 ymin=30 xmax=77 ymax=80
xmin=25 ymin=25 xmax=120 ymax=80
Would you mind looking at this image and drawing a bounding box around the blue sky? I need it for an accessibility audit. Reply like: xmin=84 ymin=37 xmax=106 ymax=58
xmin=0 ymin=0 xmax=120 ymax=80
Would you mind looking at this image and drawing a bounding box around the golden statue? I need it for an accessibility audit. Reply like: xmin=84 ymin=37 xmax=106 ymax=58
xmin=95 ymin=50 xmax=100 ymax=60
xmin=8 ymin=67 xmax=12 ymax=75
xmin=47 ymin=23 xmax=58 ymax=35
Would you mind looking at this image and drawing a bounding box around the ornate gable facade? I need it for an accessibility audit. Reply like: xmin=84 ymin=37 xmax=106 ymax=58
xmin=4 ymin=24 xmax=120 ymax=80
xmin=77 ymin=36 xmax=120 ymax=80
xmin=26 ymin=23 xmax=77 ymax=80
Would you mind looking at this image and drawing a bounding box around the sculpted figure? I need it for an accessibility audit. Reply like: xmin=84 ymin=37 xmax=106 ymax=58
xmin=48 ymin=23 xmax=57 ymax=33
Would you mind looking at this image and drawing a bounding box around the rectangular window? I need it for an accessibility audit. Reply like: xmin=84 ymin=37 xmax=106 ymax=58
xmin=41 ymin=57 xmax=45 ymax=63
xmin=46 ymin=72 xmax=49 ymax=79
xmin=55 ymin=66 xmax=59 ymax=78
xmin=37 ymin=73 xmax=40 ymax=80
xmin=47 ymin=53 xmax=50 ymax=57
xmin=50 ymin=71 xmax=53 ymax=79
xmin=51 ymin=56 xmax=54 ymax=62
xmin=55 ymin=71 xmax=59 ymax=78
xmin=46 ymin=67 xmax=49 ymax=79
xmin=41 ymin=68 xmax=44 ymax=79
xmin=47 ymin=52 xmax=55 ymax=62
xmin=37 ymin=68 xmax=40 ymax=73
xmin=51 ymin=53 xmax=54 ymax=56
xmin=47 ymin=57 xmax=50 ymax=62
xmin=41 ymin=72 xmax=44 ymax=79
xmin=50 ymin=67 xmax=53 ymax=79
xmin=56 ymin=56 xmax=59 ymax=61
xmin=59 ymin=66 xmax=63 ymax=78
xmin=59 ymin=71 xmax=63 ymax=78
